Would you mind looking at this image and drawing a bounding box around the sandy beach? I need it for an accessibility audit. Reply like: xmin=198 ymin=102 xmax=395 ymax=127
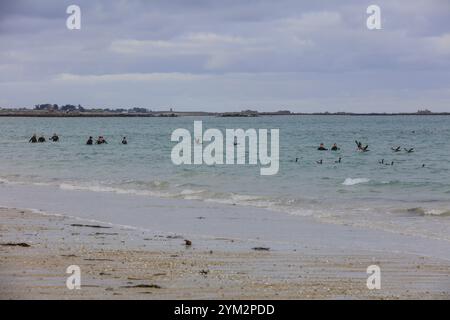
xmin=1 ymin=206 xmax=449 ymax=300
xmin=2 ymin=0 xmax=450 ymax=304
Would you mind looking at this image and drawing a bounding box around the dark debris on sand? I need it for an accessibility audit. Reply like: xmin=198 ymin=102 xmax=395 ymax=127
xmin=122 ymin=284 xmax=162 ymax=289
xmin=70 ymin=223 xmax=111 ymax=229
xmin=252 ymin=247 xmax=270 ymax=251
xmin=1 ymin=242 xmax=31 ymax=247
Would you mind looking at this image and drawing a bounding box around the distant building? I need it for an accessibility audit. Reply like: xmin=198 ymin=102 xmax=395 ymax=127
xmin=417 ymin=109 xmax=432 ymax=115
xmin=274 ymin=110 xmax=291 ymax=115
xmin=34 ymin=104 xmax=58 ymax=111
xmin=241 ymin=109 xmax=259 ymax=116
xmin=129 ymin=107 xmax=148 ymax=113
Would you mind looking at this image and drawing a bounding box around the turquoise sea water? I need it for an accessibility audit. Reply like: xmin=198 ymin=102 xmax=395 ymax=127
xmin=0 ymin=116 xmax=449 ymax=240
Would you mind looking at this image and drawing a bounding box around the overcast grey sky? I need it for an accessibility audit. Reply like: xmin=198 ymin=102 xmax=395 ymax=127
xmin=0 ymin=0 xmax=449 ymax=112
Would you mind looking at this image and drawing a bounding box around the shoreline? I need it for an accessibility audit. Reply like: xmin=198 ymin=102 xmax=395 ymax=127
xmin=1 ymin=203 xmax=449 ymax=299
xmin=1 ymin=112 xmax=450 ymax=118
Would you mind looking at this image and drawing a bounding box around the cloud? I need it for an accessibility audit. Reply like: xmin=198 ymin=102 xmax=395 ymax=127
xmin=0 ymin=0 xmax=449 ymax=112
xmin=55 ymin=72 xmax=210 ymax=83
xmin=428 ymin=33 xmax=450 ymax=55
xmin=109 ymin=32 xmax=278 ymax=70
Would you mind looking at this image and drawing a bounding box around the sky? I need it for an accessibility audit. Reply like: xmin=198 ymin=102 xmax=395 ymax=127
xmin=0 ymin=0 xmax=449 ymax=112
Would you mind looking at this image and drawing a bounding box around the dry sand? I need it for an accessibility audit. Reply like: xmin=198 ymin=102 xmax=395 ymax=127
xmin=0 ymin=207 xmax=449 ymax=299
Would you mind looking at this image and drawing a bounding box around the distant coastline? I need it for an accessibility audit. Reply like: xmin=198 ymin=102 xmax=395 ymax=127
xmin=0 ymin=106 xmax=448 ymax=117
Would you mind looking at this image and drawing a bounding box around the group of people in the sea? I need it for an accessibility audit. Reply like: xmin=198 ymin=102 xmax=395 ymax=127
xmin=310 ymin=140 xmax=425 ymax=168
xmin=317 ymin=143 xmax=340 ymax=151
xmin=313 ymin=140 xmax=420 ymax=166
xmin=29 ymin=134 xmax=128 ymax=145
xmin=29 ymin=133 xmax=59 ymax=143
xmin=317 ymin=141 xmax=368 ymax=152
xmin=316 ymin=141 xmax=414 ymax=154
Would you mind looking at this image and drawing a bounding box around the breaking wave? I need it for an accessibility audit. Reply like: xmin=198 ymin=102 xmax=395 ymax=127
xmin=342 ymin=178 xmax=370 ymax=186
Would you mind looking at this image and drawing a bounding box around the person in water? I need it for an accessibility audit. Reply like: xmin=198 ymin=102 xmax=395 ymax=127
xmin=86 ymin=136 xmax=93 ymax=145
xmin=355 ymin=140 xmax=369 ymax=152
xmin=37 ymin=136 xmax=46 ymax=143
xmin=122 ymin=137 xmax=128 ymax=145
xmin=29 ymin=134 xmax=37 ymax=143
xmin=96 ymin=136 xmax=107 ymax=144
xmin=331 ymin=143 xmax=340 ymax=151
xmin=317 ymin=143 xmax=328 ymax=151
xmin=50 ymin=133 xmax=59 ymax=142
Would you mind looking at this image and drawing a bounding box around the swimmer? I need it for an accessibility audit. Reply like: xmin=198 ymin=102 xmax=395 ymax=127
xmin=37 ymin=136 xmax=46 ymax=143
xmin=122 ymin=137 xmax=128 ymax=145
xmin=317 ymin=143 xmax=328 ymax=151
xmin=29 ymin=134 xmax=37 ymax=143
xmin=331 ymin=143 xmax=340 ymax=151
xmin=86 ymin=136 xmax=93 ymax=145
xmin=316 ymin=159 xmax=323 ymax=164
xmin=50 ymin=133 xmax=59 ymax=142
xmin=295 ymin=158 xmax=299 ymax=162
xmin=96 ymin=136 xmax=107 ymax=144
xmin=355 ymin=140 xmax=369 ymax=152
xmin=379 ymin=159 xmax=384 ymax=164
xmin=404 ymin=148 xmax=414 ymax=153
xmin=422 ymin=164 xmax=425 ymax=168
xmin=392 ymin=146 xmax=401 ymax=152
xmin=335 ymin=157 xmax=341 ymax=163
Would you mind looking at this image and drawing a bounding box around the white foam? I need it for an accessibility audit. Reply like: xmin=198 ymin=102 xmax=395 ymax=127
xmin=58 ymin=182 xmax=169 ymax=198
xmin=180 ymin=189 xmax=205 ymax=195
xmin=342 ymin=178 xmax=370 ymax=186
xmin=423 ymin=209 xmax=450 ymax=217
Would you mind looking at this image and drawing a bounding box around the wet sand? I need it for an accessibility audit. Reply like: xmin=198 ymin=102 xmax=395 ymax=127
xmin=1 ymin=207 xmax=449 ymax=299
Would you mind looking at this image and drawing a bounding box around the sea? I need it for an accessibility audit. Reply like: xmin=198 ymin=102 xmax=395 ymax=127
xmin=0 ymin=115 xmax=449 ymax=242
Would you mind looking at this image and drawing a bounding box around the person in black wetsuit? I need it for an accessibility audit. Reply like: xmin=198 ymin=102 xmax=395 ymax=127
xmin=355 ymin=140 xmax=369 ymax=152
xmin=29 ymin=134 xmax=37 ymax=143
xmin=37 ymin=136 xmax=46 ymax=143
xmin=317 ymin=143 xmax=328 ymax=151
xmin=96 ymin=136 xmax=107 ymax=144
xmin=50 ymin=133 xmax=59 ymax=142
xmin=331 ymin=143 xmax=340 ymax=151
xmin=122 ymin=137 xmax=128 ymax=145
xmin=86 ymin=136 xmax=93 ymax=145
